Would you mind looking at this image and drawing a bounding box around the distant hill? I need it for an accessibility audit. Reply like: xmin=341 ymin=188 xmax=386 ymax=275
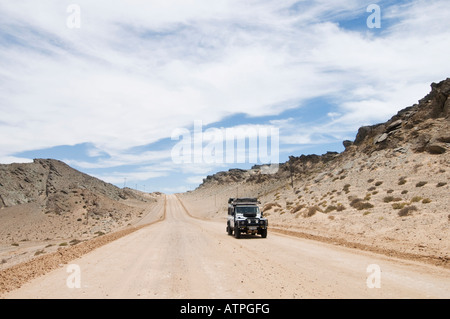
xmin=0 ymin=158 xmax=158 ymax=244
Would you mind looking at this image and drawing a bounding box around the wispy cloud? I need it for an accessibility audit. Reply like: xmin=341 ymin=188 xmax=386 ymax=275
xmin=1 ymin=0 xmax=449 ymax=191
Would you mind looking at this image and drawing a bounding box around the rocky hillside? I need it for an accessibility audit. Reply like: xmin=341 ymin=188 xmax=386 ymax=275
xmin=180 ymin=78 xmax=450 ymax=267
xmin=1 ymin=159 xmax=121 ymax=208
xmin=0 ymin=159 xmax=158 ymax=243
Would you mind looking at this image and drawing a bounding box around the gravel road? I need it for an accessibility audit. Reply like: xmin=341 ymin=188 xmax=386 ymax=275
xmin=4 ymin=195 xmax=450 ymax=299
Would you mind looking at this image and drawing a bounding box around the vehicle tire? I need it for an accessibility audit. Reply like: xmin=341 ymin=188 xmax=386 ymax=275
xmin=234 ymin=227 xmax=241 ymax=239
xmin=261 ymin=229 xmax=267 ymax=238
xmin=227 ymin=224 xmax=233 ymax=235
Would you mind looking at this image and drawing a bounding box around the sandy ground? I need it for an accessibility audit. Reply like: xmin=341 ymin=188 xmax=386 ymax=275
xmin=0 ymin=196 xmax=165 ymax=294
xmin=0 ymin=193 xmax=162 ymax=272
xmin=179 ymin=151 xmax=450 ymax=268
xmin=2 ymin=194 xmax=449 ymax=299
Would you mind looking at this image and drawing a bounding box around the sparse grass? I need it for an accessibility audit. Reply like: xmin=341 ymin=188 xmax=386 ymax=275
xmin=336 ymin=203 xmax=346 ymax=211
xmin=411 ymin=196 xmax=423 ymax=203
xmin=59 ymin=242 xmax=68 ymax=246
xmin=363 ymin=211 xmax=371 ymax=216
xmin=422 ymin=198 xmax=432 ymax=204
xmin=69 ymin=239 xmax=82 ymax=246
xmin=374 ymin=181 xmax=383 ymax=186
xmin=401 ymin=190 xmax=408 ymax=194
xmin=415 ymin=181 xmax=428 ymax=187
xmin=386 ymin=189 xmax=394 ymax=194
xmin=367 ymin=178 xmax=374 ymax=183
xmin=11 ymin=243 xmax=19 ymax=247
xmin=398 ymin=205 xmax=417 ymax=217
xmin=34 ymin=249 xmax=45 ymax=256
xmin=436 ymin=182 xmax=447 ymax=187
xmin=367 ymin=186 xmax=376 ymax=191
xmin=398 ymin=177 xmax=407 ymax=185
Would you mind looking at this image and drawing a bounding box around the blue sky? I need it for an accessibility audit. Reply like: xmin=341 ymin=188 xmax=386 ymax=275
xmin=1 ymin=0 xmax=450 ymax=193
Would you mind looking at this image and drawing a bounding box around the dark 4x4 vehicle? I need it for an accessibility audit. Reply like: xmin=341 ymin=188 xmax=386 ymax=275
xmin=226 ymin=198 xmax=268 ymax=239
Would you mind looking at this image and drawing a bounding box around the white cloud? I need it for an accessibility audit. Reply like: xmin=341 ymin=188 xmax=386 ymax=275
xmin=186 ymin=175 xmax=206 ymax=185
xmin=1 ymin=0 xmax=449 ymax=191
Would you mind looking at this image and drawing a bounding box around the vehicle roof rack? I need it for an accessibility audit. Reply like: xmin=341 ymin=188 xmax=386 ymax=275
xmin=228 ymin=197 xmax=260 ymax=204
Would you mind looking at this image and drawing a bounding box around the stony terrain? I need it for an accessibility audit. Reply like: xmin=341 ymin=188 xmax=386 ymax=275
xmin=179 ymin=78 xmax=450 ymax=268
xmin=0 ymin=158 xmax=163 ymax=270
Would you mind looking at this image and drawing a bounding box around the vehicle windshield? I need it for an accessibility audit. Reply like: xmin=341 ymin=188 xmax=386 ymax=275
xmin=236 ymin=206 xmax=260 ymax=215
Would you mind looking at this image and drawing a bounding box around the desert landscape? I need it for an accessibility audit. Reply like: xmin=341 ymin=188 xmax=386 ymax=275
xmin=180 ymin=78 xmax=450 ymax=267
xmin=0 ymin=78 xmax=449 ymax=298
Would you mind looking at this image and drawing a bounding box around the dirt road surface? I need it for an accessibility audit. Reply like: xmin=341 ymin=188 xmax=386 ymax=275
xmin=3 ymin=195 xmax=450 ymax=299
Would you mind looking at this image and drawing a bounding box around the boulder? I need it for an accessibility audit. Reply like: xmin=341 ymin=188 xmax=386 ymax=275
xmin=375 ymin=133 xmax=388 ymax=144
xmin=427 ymin=144 xmax=446 ymax=154
xmin=343 ymin=140 xmax=353 ymax=149
xmin=386 ymin=120 xmax=403 ymax=132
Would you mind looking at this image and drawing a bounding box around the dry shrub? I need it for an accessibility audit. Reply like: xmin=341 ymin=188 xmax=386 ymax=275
xmin=350 ymin=198 xmax=374 ymax=210
xmin=398 ymin=177 xmax=407 ymax=185
xmin=415 ymin=181 xmax=427 ymax=187
xmin=290 ymin=204 xmax=305 ymax=214
xmin=343 ymin=184 xmax=351 ymax=193
xmin=410 ymin=196 xmax=423 ymax=203
xmin=383 ymin=196 xmax=402 ymax=203
xmin=392 ymin=202 xmax=407 ymax=210
xmin=305 ymin=205 xmax=322 ymax=217
xmin=263 ymin=202 xmax=280 ymax=211
xmin=398 ymin=205 xmax=417 ymax=216
xmin=324 ymin=205 xmax=337 ymax=213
